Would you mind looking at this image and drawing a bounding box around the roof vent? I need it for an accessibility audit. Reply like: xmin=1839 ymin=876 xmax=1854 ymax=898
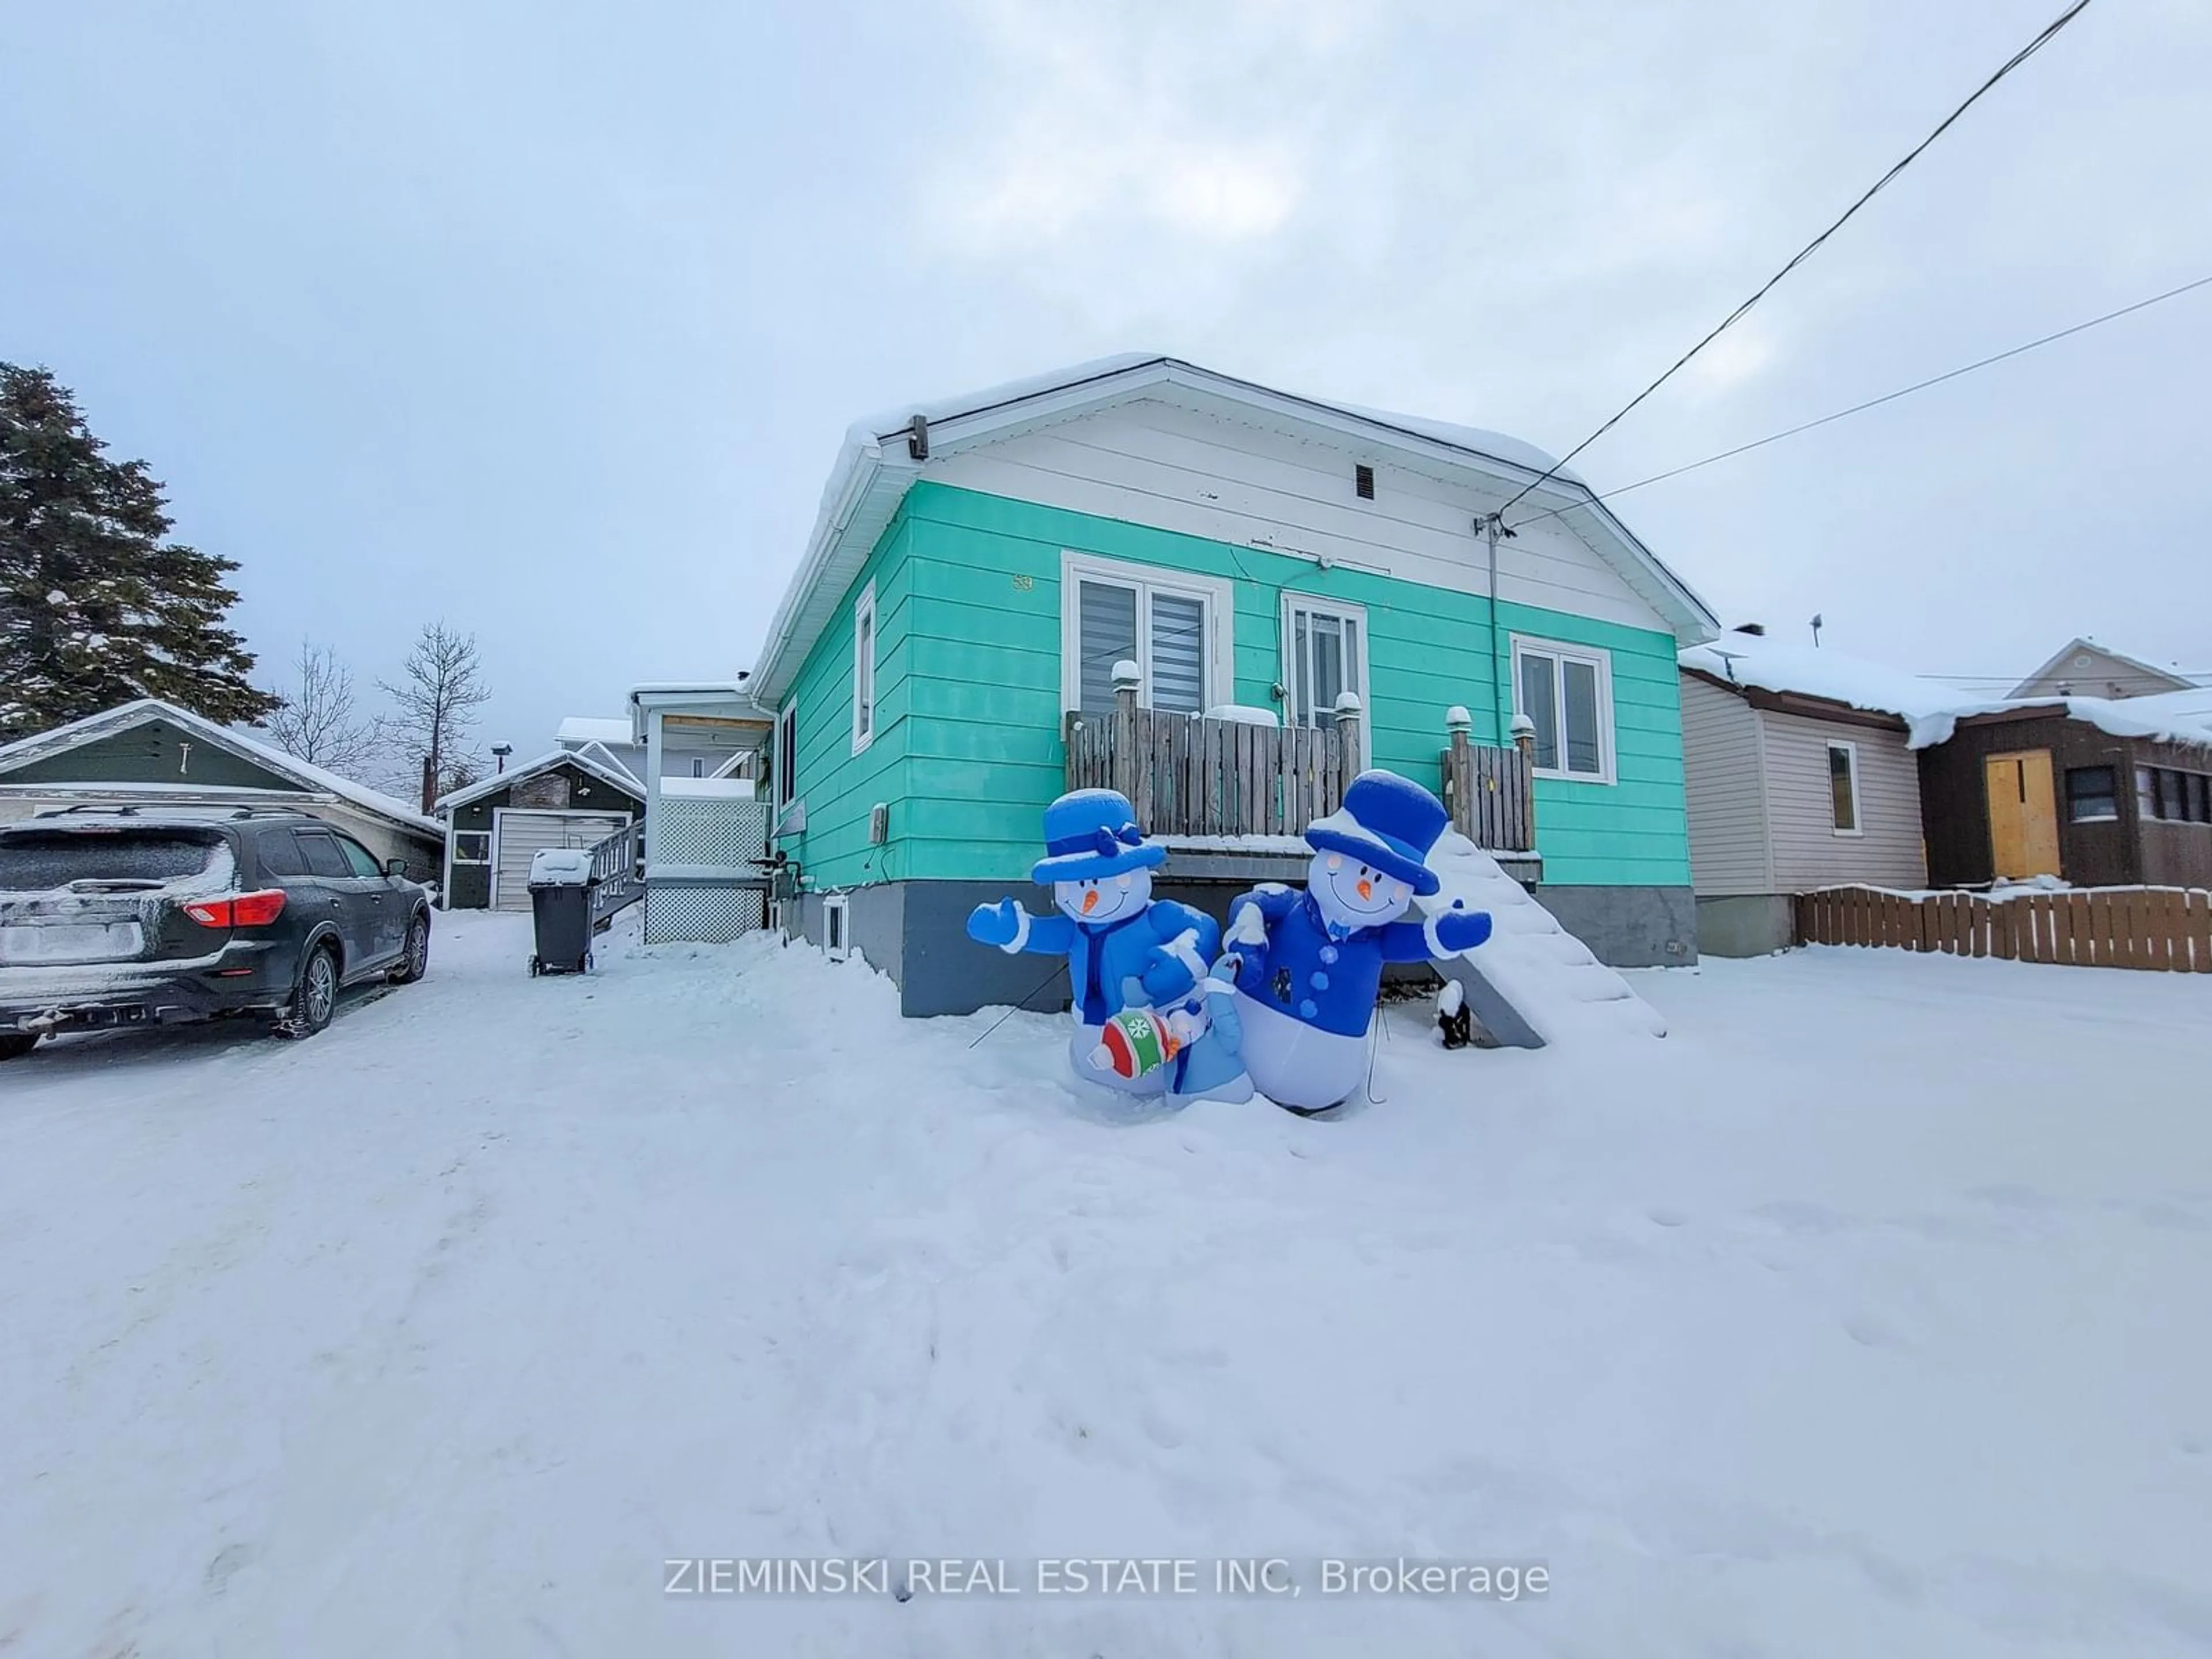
xmin=1354 ymin=463 xmax=1375 ymax=500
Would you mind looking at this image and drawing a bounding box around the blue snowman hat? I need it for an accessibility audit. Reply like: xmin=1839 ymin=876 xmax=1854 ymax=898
xmin=1031 ymin=788 xmax=1168 ymax=884
xmin=1304 ymin=770 xmax=1447 ymax=896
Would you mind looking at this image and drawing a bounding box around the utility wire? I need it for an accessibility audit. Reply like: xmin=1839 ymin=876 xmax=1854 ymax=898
xmin=1503 ymin=270 xmax=2212 ymax=532
xmin=1493 ymin=0 xmax=2099 ymax=520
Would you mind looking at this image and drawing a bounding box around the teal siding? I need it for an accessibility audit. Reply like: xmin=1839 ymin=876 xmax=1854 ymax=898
xmin=775 ymin=515 xmax=915 ymax=888
xmin=785 ymin=482 xmax=1691 ymax=891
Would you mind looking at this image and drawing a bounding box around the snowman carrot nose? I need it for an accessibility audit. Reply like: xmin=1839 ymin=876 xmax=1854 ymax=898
xmin=1357 ymin=878 xmax=1373 ymax=900
xmin=1081 ymin=888 xmax=1100 ymax=914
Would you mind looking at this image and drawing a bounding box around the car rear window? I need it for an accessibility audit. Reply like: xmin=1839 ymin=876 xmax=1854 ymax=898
xmin=0 ymin=829 xmax=229 ymax=893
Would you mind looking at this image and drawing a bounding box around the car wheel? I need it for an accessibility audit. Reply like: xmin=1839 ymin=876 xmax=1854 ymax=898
xmin=389 ymin=912 xmax=431 ymax=984
xmin=281 ymin=943 xmax=340 ymax=1039
xmin=0 ymin=1032 xmax=37 ymax=1062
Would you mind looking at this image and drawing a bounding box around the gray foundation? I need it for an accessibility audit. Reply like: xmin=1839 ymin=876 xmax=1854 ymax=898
xmin=790 ymin=876 xmax=1698 ymax=1017
xmin=1531 ymin=884 xmax=1698 ymax=967
xmin=1694 ymin=893 xmax=1796 ymax=957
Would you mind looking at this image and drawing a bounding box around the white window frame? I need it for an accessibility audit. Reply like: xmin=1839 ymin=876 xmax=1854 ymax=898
xmin=822 ymin=893 xmax=851 ymax=961
xmin=1827 ymin=740 xmax=1863 ymax=838
xmin=1509 ymin=634 xmax=1616 ymax=785
xmin=450 ymin=830 xmax=491 ymax=866
xmin=1280 ymin=594 xmax=1370 ymax=730
xmin=850 ymin=580 xmax=878 ymax=755
xmin=1059 ymin=550 xmax=1234 ymax=714
xmin=775 ymin=700 xmax=798 ymax=810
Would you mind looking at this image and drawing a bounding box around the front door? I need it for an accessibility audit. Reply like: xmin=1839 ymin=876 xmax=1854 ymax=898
xmin=1985 ymin=749 xmax=2061 ymax=880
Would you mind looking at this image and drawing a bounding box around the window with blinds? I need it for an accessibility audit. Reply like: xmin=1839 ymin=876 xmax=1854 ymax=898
xmin=1067 ymin=560 xmax=1223 ymax=715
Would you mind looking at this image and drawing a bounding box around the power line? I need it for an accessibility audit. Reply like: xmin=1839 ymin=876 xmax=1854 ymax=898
xmin=1493 ymin=0 xmax=2099 ymax=520
xmin=1504 ymin=270 xmax=2212 ymax=532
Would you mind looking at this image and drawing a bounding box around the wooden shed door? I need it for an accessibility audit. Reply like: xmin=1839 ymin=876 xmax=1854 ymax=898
xmin=1985 ymin=749 xmax=2061 ymax=879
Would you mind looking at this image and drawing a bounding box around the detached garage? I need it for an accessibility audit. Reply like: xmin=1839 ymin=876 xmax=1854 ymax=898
xmin=0 ymin=698 xmax=445 ymax=876
xmin=437 ymin=751 xmax=644 ymax=910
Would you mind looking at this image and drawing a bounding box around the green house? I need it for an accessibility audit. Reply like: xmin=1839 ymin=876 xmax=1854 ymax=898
xmin=748 ymin=357 xmax=1719 ymax=1016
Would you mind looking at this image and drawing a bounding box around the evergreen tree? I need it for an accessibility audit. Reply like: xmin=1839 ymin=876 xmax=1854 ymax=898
xmin=0 ymin=363 xmax=277 ymax=741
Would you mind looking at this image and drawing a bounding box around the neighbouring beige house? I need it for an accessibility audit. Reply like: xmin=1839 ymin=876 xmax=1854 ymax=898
xmin=2010 ymin=637 xmax=2198 ymax=702
xmin=1679 ymin=630 xmax=1938 ymax=956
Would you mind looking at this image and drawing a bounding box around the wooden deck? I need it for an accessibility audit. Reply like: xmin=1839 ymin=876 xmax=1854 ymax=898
xmin=1063 ymin=688 xmax=1537 ymax=854
xmin=1065 ymin=703 xmax=1358 ymax=838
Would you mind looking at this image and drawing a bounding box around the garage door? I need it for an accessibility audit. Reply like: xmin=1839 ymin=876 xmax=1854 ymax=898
xmin=492 ymin=811 xmax=632 ymax=910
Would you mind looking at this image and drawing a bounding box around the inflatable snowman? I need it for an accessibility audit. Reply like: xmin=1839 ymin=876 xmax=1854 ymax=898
xmin=1087 ymin=951 xmax=1255 ymax=1107
xmin=967 ymin=788 xmax=1219 ymax=1093
xmin=1227 ymin=770 xmax=1491 ymax=1113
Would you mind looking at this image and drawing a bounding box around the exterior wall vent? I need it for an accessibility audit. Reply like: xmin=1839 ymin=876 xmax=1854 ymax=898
xmin=1354 ymin=463 xmax=1375 ymax=500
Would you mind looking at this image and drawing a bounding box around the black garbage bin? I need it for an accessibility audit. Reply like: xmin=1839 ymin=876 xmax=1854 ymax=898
xmin=527 ymin=847 xmax=597 ymax=975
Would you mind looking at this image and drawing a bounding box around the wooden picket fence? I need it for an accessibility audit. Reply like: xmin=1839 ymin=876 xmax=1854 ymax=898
xmin=1795 ymin=885 xmax=2212 ymax=972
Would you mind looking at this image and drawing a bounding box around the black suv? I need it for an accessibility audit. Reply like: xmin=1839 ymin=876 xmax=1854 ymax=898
xmin=0 ymin=806 xmax=432 ymax=1059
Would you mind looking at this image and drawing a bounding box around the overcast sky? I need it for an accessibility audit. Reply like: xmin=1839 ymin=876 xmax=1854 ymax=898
xmin=5 ymin=0 xmax=2207 ymax=760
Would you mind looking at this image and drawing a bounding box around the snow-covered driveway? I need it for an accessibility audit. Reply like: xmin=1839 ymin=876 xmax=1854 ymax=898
xmin=3 ymin=913 xmax=2209 ymax=1658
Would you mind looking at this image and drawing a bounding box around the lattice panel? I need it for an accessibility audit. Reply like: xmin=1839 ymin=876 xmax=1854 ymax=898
xmin=652 ymin=797 xmax=768 ymax=869
xmin=645 ymin=884 xmax=767 ymax=944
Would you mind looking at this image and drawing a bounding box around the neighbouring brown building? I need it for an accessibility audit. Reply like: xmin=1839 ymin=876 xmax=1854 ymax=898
xmin=1918 ymin=704 xmax=2212 ymax=891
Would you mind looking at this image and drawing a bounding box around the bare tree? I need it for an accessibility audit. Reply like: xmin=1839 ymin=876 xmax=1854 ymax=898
xmin=262 ymin=641 xmax=385 ymax=778
xmin=379 ymin=621 xmax=491 ymax=809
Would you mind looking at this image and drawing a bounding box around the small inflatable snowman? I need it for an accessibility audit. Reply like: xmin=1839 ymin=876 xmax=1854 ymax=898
xmin=1227 ymin=771 xmax=1491 ymax=1113
xmin=967 ymin=788 xmax=1218 ymax=1092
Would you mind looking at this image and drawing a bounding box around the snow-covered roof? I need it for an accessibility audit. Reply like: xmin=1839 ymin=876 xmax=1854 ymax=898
xmin=0 ymin=698 xmax=442 ymax=837
xmin=2008 ymin=636 xmax=2200 ymax=699
xmin=1682 ymin=631 xmax=2212 ymax=752
xmin=1680 ymin=631 xmax=1956 ymax=724
xmin=434 ymin=747 xmax=646 ymax=814
xmin=626 ymin=680 xmax=765 ymax=703
xmin=753 ymin=355 xmax=1718 ymax=702
xmin=556 ymin=715 xmax=633 ymax=747
xmin=569 ymin=740 xmax=643 ymax=789
xmin=1911 ymin=685 xmax=2212 ymax=751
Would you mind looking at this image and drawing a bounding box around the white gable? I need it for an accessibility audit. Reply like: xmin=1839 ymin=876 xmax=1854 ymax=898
xmin=928 ymin=396 xmax=1666 ymax=632
xmin=2011 ymin=639 xmax=2195 ymax=701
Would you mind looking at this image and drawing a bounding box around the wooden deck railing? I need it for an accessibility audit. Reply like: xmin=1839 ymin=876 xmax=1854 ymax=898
xmin=1063 ymin=678 xmax=1537 ymax=852
xmin=1440 ymin=713 xmax=1537 ymax=854
xmin=1796 ymin=884 xmax=2212 ymax=971
xmin=1064 ymin=692 xmax=1360 ymax=837
xmin=586 ymin=819 xmax=645 ymax=927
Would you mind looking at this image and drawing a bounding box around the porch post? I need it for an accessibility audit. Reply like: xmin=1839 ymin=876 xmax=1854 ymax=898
xmin=1511 ymin=711 xmax=1537 ymax=852
xmin=1111 ymin=659 xmax=1141 ymax=806
xmin=1332 ymin=691 xmax=1363 ymax=779
xmin=644 ymin=706 xmax=665 ymax=863
xmin=1445 ymin=704 xmax=1472 ymax=840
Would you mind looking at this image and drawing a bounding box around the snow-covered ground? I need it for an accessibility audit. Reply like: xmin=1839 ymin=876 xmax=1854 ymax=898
xmin=3 ymin=912 xmax=2209 ymax=1657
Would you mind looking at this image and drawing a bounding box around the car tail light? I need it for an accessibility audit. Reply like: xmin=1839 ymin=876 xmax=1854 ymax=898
xmin=183 ymin=889 xmax=289 ymax=929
